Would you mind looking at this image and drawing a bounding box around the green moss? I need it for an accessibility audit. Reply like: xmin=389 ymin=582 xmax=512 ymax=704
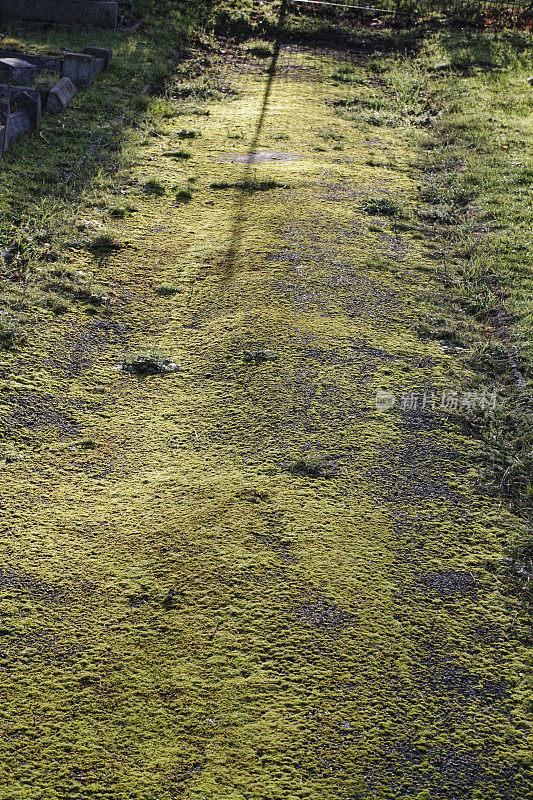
xmin=0 ymin=18 xmax=531 ymax=800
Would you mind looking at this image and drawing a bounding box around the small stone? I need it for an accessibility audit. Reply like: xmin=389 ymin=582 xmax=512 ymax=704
xmin=46 ymin=77 xmax=77 ymax=114
xmin=527 ymin=76 xmax=533 ymax=85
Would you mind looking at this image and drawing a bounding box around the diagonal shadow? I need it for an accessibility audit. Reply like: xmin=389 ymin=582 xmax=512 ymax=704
xmin=222 ymin=0 xmax=289 ymax=278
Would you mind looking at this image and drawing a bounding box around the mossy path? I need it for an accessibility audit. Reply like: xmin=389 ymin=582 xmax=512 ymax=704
xmin=1 ymin=46 xmax=531 ymax=800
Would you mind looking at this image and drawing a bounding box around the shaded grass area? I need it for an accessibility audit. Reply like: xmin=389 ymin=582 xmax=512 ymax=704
xmin=0 ymin=0 xmax=219 ymax=335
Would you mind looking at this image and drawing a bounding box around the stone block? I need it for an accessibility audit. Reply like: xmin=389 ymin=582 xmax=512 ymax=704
xmin=0 ymin=85 xmax=41 ymax=130
xmin=0 ymin=83 xmax=32 ymax=101
xmin=46 ymin=77 xmax=77 ymax=115
xmin=0 ymin=58 xmax=38 ymax=85
xmin=62 ymin=52 xmax=100 ymax=86
xmin=17 ymin=89 xmax=41 ymax=130
xmin=0 ymin=125 xmax=5 ymax=159
xmin=91 ymin=57 xmax=105 ymax=78
xmin=5 ymin=111 xmax=31 ymax=149
xmin=0 ymin=49 xmax=62 ymax=73
xmin=0 ymin=101 xmax=11 ymax=153
xmin=0 ymin=1 xmax=118 ymax=29
xmin=83 ymin=47 xmax=112 ymax=70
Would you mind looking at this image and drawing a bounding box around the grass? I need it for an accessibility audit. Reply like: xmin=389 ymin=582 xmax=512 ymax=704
xmin=316 ymin=128 xmax=344 ymax=142
xmin=155 ymin=283 xmax=180 ymax=296
xmin=0 ymin=1 xmax=213 ymax=335
xmin=0 ymin=312 xmax=26 ymax=349
xmin=175 ymin=128 xmax=199 ymax=139
xmin=87 ymin=231 xmax=121 ymax=252
xmin=322 ymin=21 xmax=533 ymax=601
xmin=331 ymin=63 xmax=356 ymax=82
xmin=382 ymin=29 xmax=533 ymax=612
xmin=362 ymin=197 xmax=402 ymax=216
xmin=411 ymin=30 xmax=533 ymax=527
xmin=243 ymin=40 xmax=274 ymax=58
xmin=109 ymin=203 xmax=137 ymax=218
xmin=175 ymin=186 xmax=193 ymax=203
xmin=143 ymin=178 xmax=166 ymax=195
xmin=162 ymin=149 xmax=192 ymax=160
xmin=504 ymin=534 xmax=533 ymax=605
xmin=210 ymin=178 xmax=286 ymax=191
xmin=288 ymin=455 xmax=339 ymax=479
xmin=243 ymin=348 xmax=278 ymax=364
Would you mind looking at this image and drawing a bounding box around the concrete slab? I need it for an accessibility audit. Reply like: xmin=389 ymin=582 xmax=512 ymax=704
xmin=0 ymin=58 xmax=38 ymax=85
xmin=0 ymin=85 xmax=40 ymax=140
xmin=91 ymin=58 xmax=105 ymax=78
xmin=0 ymin=84 xmax=41 ymax=125
xmin=46 ymin=77 xmax=77 ymax=114
xmin=0 ymin=1 xmax=118 ymax=28
xmin=0 ymin=103 xmax=9 ymax=154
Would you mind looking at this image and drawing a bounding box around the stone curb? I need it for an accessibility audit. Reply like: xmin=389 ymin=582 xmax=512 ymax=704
xmin=46 ymin=77 xmax=77 ymax=115
xmin=0 ymin=0 xmax=118 ymax=29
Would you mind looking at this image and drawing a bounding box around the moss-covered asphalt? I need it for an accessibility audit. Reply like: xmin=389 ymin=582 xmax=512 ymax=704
xmin=0 ymin=45 xmax=531 ymax=800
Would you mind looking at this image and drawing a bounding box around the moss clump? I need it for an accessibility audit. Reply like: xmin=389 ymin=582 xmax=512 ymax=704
xmin=243 ymin=349 xmax=278 ymax=364
xmin=0 ymin=312 xmax=26 ymax=349
xmin=288 ymin=456 xmax=339 ymax=479
xmin=175 ymin=128 xmax=199 ymax=139
xmin=87 ymin=232 xmax=121 ymax=252
xmin=362 ymin=197 xmax=402 ymax=216
xmin=211 ymin=178 xmax=286 ymax=192
xmin=175 ymin=187 xmax=193 ymax=203
xmin=155 ymin=283 xmax=180 ymax=296
xmin=143 ymin=178 xmax=166 ymax=195
xmin=121 ymin=353 xmax=181 ymax=376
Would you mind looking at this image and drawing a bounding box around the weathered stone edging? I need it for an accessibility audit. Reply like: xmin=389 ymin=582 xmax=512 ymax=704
xmin=0 ymin=47 xmax=112 ymax=159
xmin=0 ymin=0 xmax=118 ymax=29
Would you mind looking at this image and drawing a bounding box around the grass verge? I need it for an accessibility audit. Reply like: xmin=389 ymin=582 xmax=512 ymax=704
xmin=0 ymin=0 xmax=222 ymax=336
xmin=412 ymin=29 xmax=533 ymax=600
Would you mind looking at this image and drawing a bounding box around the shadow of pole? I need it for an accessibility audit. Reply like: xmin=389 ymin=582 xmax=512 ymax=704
xmin=222 ymin=0 xmax=289 ymax=278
